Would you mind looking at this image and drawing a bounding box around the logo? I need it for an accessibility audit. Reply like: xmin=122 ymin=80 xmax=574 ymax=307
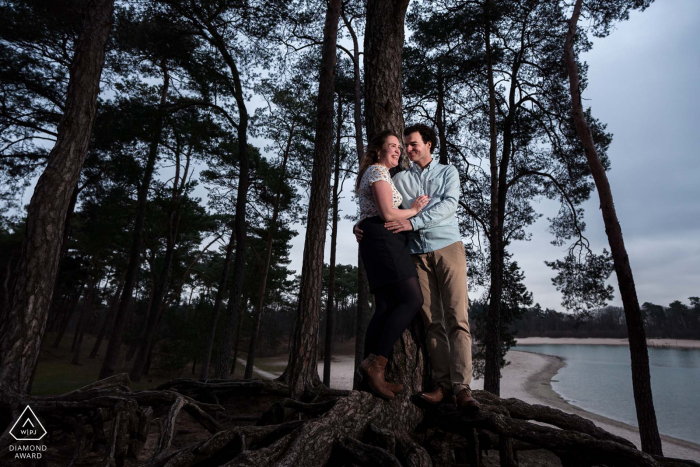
xmin=9 ymin=406 xmax=47 ymax=441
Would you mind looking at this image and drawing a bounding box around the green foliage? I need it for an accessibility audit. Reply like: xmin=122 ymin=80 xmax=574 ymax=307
xmin=545 ymin=248 xmax=615 ymax=315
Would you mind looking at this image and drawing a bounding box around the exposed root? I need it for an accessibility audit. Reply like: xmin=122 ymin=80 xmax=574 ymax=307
xmin=2 ymin=375 xmax=699 ymax=467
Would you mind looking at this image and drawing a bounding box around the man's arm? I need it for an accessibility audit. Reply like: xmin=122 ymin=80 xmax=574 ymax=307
xmin=409 ymin=165 xmax=459 ymax=230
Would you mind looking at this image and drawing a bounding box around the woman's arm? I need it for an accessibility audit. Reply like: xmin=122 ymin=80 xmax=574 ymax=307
xmin=371 ymin=180 xmax=428 ymax=221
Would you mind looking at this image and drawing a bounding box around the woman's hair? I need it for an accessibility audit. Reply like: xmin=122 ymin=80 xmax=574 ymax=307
xmin=355 ymin=130 xmax=400 ymax=193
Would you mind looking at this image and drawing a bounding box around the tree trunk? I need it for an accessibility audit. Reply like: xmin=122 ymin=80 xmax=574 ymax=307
xmin=52 ymin=282 xmax=87 ymax=349
xmin=244 ymin=128 xmax=294 ymax=380
xmin=200 ymin=230 xmax=235 ymax=380
xmin=564 ymin=0 xmax=662 ymax=455
xmin=323 ymin=98 xmax=343 ymax=387
xmin=281 ymin=0 xmax=342 ymax=399
xmin=435 ymin=62 xmax=448 ymax=165
xmin=231 ymin=295 xmax=248 ymax=377
xmin=89 ymin=270 xmax=126 ymax=359
xmin=364 ymin=0 xmax=409 ymax=146
xmin=130 ymin=148 xmax=190 ymax=382
xmin=72 ymin=273 xmax=100 ymax=365
xmin=213 ymin=134 xmax=249 ymax=379
xmin=340 ymin=9 xmax=373 ymax=386
xmin=364 ymin=0 xmax=432 ymax=400
xmin=99 ymin=64 xmax=169 ymax=380
xmin=47 ymin=184 xmax=80 ymax=332
xmin=483 ymin=1 xmax=503 ymax=396
xmin=204 ymin=26 xmax=252 ymax=381
xmin=0 ymin=0 xmax=113 ymax=395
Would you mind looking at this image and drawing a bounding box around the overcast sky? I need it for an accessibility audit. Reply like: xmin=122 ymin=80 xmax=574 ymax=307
xmin=285 ymin=0 xmax=700 ymax=311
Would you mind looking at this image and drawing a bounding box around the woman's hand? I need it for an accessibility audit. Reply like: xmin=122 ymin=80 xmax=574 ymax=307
xmin=411 ymin=195 xmax=429 ymax=214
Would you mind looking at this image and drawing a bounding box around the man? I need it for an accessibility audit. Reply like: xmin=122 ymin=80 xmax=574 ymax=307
xmin=355 ymin=124 xmax=479 ymax=409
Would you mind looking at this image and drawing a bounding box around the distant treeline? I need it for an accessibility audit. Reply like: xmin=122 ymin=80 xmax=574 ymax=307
xmin=510 ymin=298 xmax=700 ymax=340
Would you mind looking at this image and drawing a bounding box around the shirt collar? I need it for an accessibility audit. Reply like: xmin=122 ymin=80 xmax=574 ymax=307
xmin=411 ymin=157 xmax=437 ymax=173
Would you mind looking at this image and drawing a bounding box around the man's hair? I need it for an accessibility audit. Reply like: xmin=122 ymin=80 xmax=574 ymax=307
xmin=404 ymin=123 xmax=437 ymax=154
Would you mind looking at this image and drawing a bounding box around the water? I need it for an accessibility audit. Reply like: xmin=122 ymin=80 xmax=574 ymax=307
xmin=512 ymin=344 xmax=700 ymax=444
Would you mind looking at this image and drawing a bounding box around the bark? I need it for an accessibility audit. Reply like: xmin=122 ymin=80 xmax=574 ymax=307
xmin=130 ymin=147 xmax=190 ymax=382
xmin=244 ymin=128 xmax=294 ymax=379
xmin=281 ymin=0 xmax=342 ymax=398
xmin=564 ymin=0 xmax=662 ymax=455
xmin=323 ymin=98 xmax=342 ymax=387
xmin=340 ymin=9 xmax=372 ymax=386
xmin=354 ymin=256 xmax=371 ymax=389
xmin=200 ymin=230 xmax=236 ymax=380
xmin=0 ymin=0 xmax=113 ymax=395
xmin=99 ymin=64 xmax=169 ymax=380
xmin=483 ymin=0 xmax=504 ymax=396
xmin=364 ymin=0 xmax=410 ymax=143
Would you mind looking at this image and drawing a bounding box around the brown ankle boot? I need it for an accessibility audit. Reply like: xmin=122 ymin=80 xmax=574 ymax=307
xmin=359 ymin=355 xmax=395 ymax=400
xmin=359 ymin=354 xmax=404 ymax=395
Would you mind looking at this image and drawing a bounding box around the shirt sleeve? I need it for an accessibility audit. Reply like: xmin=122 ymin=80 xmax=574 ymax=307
xmin=367 ymin=165 xmax=391 ymax=186
xmin=410 ymin=166 xmax=460 ymax=230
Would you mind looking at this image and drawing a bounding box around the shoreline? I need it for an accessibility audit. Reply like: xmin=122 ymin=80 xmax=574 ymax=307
xmin=514 ymin=337 xmax=700 ymax=349
xmin=504 ymin=350 xmax=700 ymax=460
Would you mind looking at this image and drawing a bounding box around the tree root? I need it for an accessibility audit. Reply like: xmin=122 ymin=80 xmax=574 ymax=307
xmin=3 ymin=375 xmax=699 ymax=467
xmin=0 ymin=374 xmax=223 ymax=466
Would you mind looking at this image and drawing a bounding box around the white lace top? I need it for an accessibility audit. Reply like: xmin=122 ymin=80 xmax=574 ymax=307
xmin=358 ymin=165 xmax=403 ymax=222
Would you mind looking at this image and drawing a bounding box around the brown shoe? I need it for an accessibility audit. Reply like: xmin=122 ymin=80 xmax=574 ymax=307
xmin=359 ymin=354 xmax=404 ymax=394
xmin=358 ymin=354 xmax=396 ymax=400
xmin=456 ymin=386 xmax=480 ymax=410
xmin=417 ymin=386 xmax=455 ymax=405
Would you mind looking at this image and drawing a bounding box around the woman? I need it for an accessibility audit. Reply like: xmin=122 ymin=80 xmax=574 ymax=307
xmin=355 ymin=130 xmax=429 ymax=400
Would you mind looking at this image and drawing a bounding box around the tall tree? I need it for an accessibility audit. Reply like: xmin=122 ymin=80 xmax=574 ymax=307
xmin=99 ymin=60 xmax=170 ymax=380
xmin=244 ymin=77 xmax=309 ymax=379
xmin=0 ymin=0 xmax=114 ymax=395
xmin=282 ymin=0 xmax=342 ymax=398
xmin=563 ymin=0 xmax=661 ymax=454
xmin=406 ymin=0 xmax=615 ymax=395
xmin=364 ymin=0 xmax=434 ymax=403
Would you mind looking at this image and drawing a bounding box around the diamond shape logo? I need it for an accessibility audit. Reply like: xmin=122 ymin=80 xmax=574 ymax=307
xmin=9 ymin=406 xmax=46 ymax=441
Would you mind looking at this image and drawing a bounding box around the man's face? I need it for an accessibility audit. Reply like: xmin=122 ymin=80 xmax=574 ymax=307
xmin=404 ymin=131 xmax=432 ymax=166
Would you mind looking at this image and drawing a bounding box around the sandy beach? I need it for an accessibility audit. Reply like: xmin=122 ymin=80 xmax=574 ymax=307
xmin=254 ymin=345 xmax=700 ymax=462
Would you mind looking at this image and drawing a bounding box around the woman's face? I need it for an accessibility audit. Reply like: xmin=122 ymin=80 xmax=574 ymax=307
xmin=377 ymin=135 xmax=401 ymax=169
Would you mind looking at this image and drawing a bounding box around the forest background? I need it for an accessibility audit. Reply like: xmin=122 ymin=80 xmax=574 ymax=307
xmin=0 ymin=0 xmax=698 ymax=395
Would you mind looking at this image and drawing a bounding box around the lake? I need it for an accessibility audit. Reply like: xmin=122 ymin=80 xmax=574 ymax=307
xmin=512 ymin=344 xmax=700 ymax=444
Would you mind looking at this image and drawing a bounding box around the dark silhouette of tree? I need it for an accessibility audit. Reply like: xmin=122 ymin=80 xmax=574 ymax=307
xmin=405 ymin=0 xmax=615 ymax=395
xmin=280 ymin=0 xmax=342 ymax=398
xmin=563 ymin=0 xmax=661 ymax=454
xmin=0 ymin=0 xmax=114 ymax=395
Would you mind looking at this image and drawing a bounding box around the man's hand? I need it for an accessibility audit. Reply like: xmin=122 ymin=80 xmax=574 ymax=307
xmin=353 ymin=224 xmax=364 ymax=243
xmin=385 ymin=219 xmax=413 ymax=233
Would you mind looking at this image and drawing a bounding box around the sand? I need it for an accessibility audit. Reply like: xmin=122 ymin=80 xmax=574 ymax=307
xmin=252 ymin=345 xmax=700 ymax=462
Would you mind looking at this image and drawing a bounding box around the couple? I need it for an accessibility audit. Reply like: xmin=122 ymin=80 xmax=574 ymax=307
xmin=354 ymin=124 xmax=479 ymax=409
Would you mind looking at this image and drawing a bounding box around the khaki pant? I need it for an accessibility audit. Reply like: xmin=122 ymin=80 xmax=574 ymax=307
xmin=412 ymin=241 xmax=472 ymax=392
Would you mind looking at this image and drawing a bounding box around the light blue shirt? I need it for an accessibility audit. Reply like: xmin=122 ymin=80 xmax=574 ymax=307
xmin=392 ymin=158 xmax=462 ymax=255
